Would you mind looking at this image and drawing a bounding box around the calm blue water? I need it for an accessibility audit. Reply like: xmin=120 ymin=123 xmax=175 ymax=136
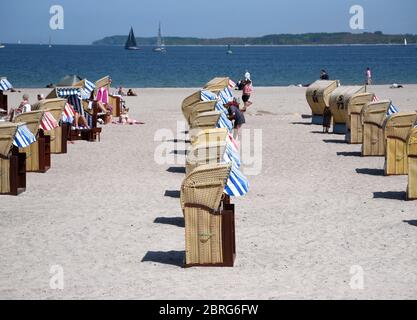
xmin=0 ymin=44 xmax=416 ymax=88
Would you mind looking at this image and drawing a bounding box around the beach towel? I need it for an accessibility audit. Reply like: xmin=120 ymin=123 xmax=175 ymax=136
xmin=13 ymin=124 xmax=36 ymax=148
xmin=96 ymin=87 xmax=109 ymax=104
xmin=40 ymin=112 xmax=59 ymax=131
xmin=0 ymin=78 xmax=13 ymax=91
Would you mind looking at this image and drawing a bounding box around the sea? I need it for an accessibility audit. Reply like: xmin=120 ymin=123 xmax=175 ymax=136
xmin=0 ymin=44 xmax=416 ymax=88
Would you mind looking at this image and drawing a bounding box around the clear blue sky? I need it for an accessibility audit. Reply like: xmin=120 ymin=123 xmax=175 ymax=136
xmin=1 ymin=0 xmax=416 ymax=44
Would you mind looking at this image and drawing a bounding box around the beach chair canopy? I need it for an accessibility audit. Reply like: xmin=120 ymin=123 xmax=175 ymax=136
xmin=384 ymin=112 xmax=417 ymax=142
xmin=181 ymin=163 xmax=232 ymax=211
xmin=0 ymin=78 xmax=13 ymax=91
xmin=190 ymin=111 xmax=222 ymax=130
xmin=39 ymin=98 xmax=67 ymax=121
xmin=191 ymin=128 xmax=229 ymax=145
xmin=187 ymin=101 xmax=217 ymax=125
xmin=13 ymin=110 xmax=45 ymax=136
xmin=204 ymin=77 xmax=230 ymax=92
xmin=182 ymin=91 xmax=204 ymax=114
xmin=306 ymin=80 xmax=339 ymax=115
xmin=56 ymin=74 xmax=83 ymax=87
xmin=0 ymin=122 xmax=19 ymax=157
xmin=329 ymin=86 xmax=366 ymax=123
xmin=186 ymin=141 xmax=228 ymax=174
xmin=362 ymin=100 xmax=391 ymax=127
xmin=95 ymin=76 xmax=111 ymax=94
xmin=74 ymin=79 xmax=96 ymax=99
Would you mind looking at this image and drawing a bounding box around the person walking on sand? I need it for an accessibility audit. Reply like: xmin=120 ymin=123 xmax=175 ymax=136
xmin=365 ymin=67 xmax=372 ymax=85
xmin=225 ymin=98 xmax=245 ymax=140
xmin=242 ymin=79 xmax=253 ymax=111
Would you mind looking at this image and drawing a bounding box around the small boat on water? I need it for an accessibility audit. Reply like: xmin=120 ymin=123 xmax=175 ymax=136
xmin=125 ymin=27 xmax=140 ymax=50
xmin=0 ymin=44 xmax=5 ymax=49
xmin=404 ymin=38 xmax=408 ymax=46
xmin=153 ymin=22 xmax=166 ymax=53
xmin=226 ymin=44 xmax=233 ymax=54
xmin=48 ymin=36 xmax=52 ymax=48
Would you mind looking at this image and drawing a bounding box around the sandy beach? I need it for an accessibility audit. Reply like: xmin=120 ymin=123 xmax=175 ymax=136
xmin=1 ymin=85 xmax=417 ymax=300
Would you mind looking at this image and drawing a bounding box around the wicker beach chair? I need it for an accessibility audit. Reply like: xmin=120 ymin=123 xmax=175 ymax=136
xmin=181 ymin=163 xmax=235 ymax=267
xmin=0 ymin=122 xmax=26 ymax=195
xmin=345 ymin=93 xmax=375 ymax=144
xmin=39 ymin=98 xmax=68 ymax=154
xmin=407 ymin=128 xmax=417 ymax=200
xmin=0 ymin=77 xmax=13 ymax=114
xmin=204 ymin=77 xmax=230 ymax=94
xmin=361 ymin=100 xmax=391 ymax=157
xmin=190 ymin=111 xmax=221 ymax=130
xmin=383 ymin=112 xmax=417 ymax=176
xmin=188 ymin=101 xmax=217 ymax=125
xmin=191 ymin=128 xmax=229 ymax=146
xmin=186 ymin=141 xmax=227 ymax=174
xmin=306 ymin=80 xmax=339 ymax=125
xmin=13 ymin=110 xmax=51 ymax=173
xmin=328 ymin=86 xmax=366 ymax=134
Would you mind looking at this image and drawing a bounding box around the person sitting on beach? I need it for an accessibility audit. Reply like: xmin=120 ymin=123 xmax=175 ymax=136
xmin=320 ymin=69 xmax=329 ymax=80
xmin=31 ymin=94 xmax=45 ymax=111
xmin=117 ymin=87 xmax=126 ymax=96
xmin=242 ymin=79 xmax=253 ymax=111
xmin=225 ymin=98 xmax=245 ymax=140
xmin=127 ymin=89 xmax=137 ymax=96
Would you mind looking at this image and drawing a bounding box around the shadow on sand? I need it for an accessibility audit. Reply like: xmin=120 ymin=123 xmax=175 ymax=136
xmin=141 ymin=251 xmax=184 ymax=267
xmin=167 ymin=167 xmax=186 ymax=174
xmin=154 ymin=217 xmax=185 ymax=228
xmin=404 ymin=220 xmax=417 ymax=227
xmin=373 ymin=191 xmax=406 ymax=201
xmin=356 ymin=168 xmax=385 ymax=176
xmin=164 ymin=190 xmax=181 ymax=199
xmin=337 ymin=151 xmax=362 ymax=157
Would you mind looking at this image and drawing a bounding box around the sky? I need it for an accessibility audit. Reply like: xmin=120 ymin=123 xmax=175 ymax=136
xmin=0 ymin=0 xmax=416 ymax=44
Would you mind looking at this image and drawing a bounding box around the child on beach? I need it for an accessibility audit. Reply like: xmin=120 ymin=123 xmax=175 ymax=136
xmin=242 ymin=79 xmax=253 ymax=111
xmin=322 ymin=106 xmax=332 ymax=133
xmin=365 ymin=67 xmax=372 ymax=85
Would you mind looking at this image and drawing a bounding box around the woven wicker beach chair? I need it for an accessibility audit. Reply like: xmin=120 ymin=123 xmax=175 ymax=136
xmin=190 ymin=111 xmax=221 ymax=130
xmin=188 ymin=101 xmax=217 ymax=125
xmin=383 ymin=112 xmax=417 ymax=176
xmin=0 ymin=122 xmax=26 ymax=195
xmin=204 ymin=77 xmax=230 ymax=93
xmin=13 ymin=110 xmax=51 ymax=173
xmin=328 ymin=86 xmax=366 ymax=134
xmin=186 ymin=141 xmax=227 ymax=174
xmin=345 ymin=93 xmax=375 ymax=144
xmin=39 ymin=98 xmax=68 ymax=154
xmin=191 ymin=128 xmax=229 ymax=146
xmin=361 ymin=100 xmax=391 ymax=156
xmin=181 ymin=163 xmax=235 ymax=267
xmin=306 ymin=80 xmax=339 ymax=125
xmin=407 ymin=128 xmax=417 ymax=200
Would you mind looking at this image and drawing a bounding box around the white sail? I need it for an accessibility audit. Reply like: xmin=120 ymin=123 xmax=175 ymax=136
xmin=404 ymin=38 xmax=407 ymax=46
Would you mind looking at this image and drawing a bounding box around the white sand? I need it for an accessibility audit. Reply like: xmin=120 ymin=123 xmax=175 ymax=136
xmin=1 ymin=85 xmax=417 ymax=300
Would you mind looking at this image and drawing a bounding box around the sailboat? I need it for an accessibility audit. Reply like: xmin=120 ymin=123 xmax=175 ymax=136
xmin=48 ymin=36 xmax=52 ymax=48
xmin=404 ymin=38 xmax=408 ymax=46
xmin=153 ymin=22 xmax=166 ymax=53
xmin=125 ymin=27 xmax=140 ymax=50
xmin=226 ymin=44 xmax=233 ymax=54
xmin=0 ymin=42 xmax=5 ymax=49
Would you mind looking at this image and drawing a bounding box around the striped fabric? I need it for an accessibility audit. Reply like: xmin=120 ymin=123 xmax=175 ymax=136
xmin=229 ymin=79 xmax=237 ymax=89
xmin=13 ymin=124 xmax=36 ymax=148
xmin=372 ymin=95 xmax=379 ymax=102
xmin=58 ymin=88 xmax=93 ymax=127
xmin=201 ymin=90 xmax=217 ymax=102
xmin=219 ymin=88 xmax=234 ymax=104
xmin=387 ymin=103 xmax=399 ymax=116
xmin=224 ymin=162 xmax=249 ymax=197
xmin=226 ymin=133 xmax=239 ymax=152
xmin=40 ymin=112 xmax=59 ymax=131
xmin=62 ymin=103 xmax=75 ymax=124
xmin=215 ymin=102 xmax=233 ymax=132
xmin=0 ymin=78 xmax=13 ymax=91
xmin=224 ymin=143 xmax=241 ymax=168
xmin=84 ymin=79 xmax=95 ymax=97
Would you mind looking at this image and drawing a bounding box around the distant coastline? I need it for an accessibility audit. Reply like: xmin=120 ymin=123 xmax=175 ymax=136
xmin=93 ymin=32 xmax=417 ymax=46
